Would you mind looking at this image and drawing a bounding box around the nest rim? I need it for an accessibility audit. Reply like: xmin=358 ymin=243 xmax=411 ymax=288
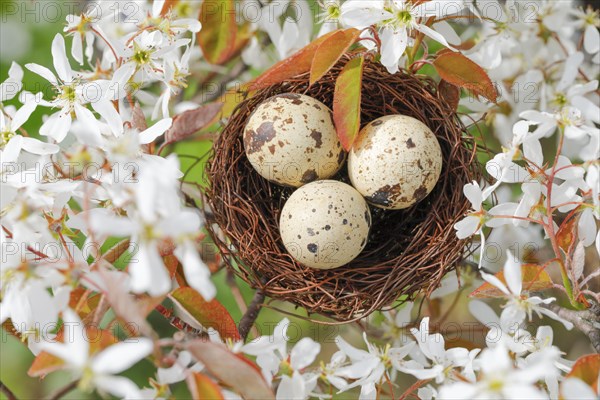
xmin=204 ymin=56 xmax=480 ymax=323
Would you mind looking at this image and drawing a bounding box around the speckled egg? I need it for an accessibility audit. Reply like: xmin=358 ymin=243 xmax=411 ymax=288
xmin=279 ymin=180 xmax=371 ymax=270
xmin=243 ymin=93 xmax=345 ymax=187
xmin=348 ymin=115 xmax=443 ymax=210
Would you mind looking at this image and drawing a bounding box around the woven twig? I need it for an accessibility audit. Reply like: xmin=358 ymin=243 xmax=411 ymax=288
xmin=204 ymin=56 xmax=480 ymax=322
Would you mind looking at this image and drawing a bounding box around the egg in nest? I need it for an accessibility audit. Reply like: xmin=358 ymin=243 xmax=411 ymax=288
xmin=243 ymin=93 xmax=345 ymax=187
xmin=279 ymin=180 xmax=371 ymax=269
xmin=348 ymin=115 xmax=443 ymax=210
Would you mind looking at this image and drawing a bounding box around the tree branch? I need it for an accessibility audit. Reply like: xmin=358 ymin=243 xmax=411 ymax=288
xmin=47 ymin=380 xmax=78 ymax=400
xmin=0 ymin=381 xmax=18 ymax=400
xmin=543 ymin=302 xmax=600 ymax=352
xmin=238 ymin=290 xmax=265 ymax=341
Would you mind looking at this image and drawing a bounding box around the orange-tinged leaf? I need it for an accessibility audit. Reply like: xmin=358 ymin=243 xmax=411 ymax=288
xmin=566 ymin=354 xmax=600 ymax=393
xmin=165 ymin=103 xmax=223 ymax=145
xmin=187 ymin=340 xmax=274 ymax=400
xmin=470 ymin=264 xmax=554 ymax=298
xmin=310 ymin=28 xmax=360 ymax=85
xmin=250 ymin=29 xmax=346 ymax=90
xmin=557 ymin=214 xmax=578 ymax=253
xmin=193 ymin=372 xmax=225 ymax=400
xmin=28 ymin=326 xmax=117 ymax=377
xmin=169 ymin=287 xmax=240 ymax=340
xmin=198 ymin=0 xmax=238 ymax=65
xmin=433 ymin=51 xmax=497 ymax=102
xmin=333 ymin=55 xmax=364 ymax=151
xmin=69 ymin=288 xmax=101 ymax=319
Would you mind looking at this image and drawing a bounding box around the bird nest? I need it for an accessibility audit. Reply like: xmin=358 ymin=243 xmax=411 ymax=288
xmin=204 ymin=57 xmax=480 ymax=322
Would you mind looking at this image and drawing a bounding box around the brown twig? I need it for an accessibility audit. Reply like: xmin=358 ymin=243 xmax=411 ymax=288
xmin=0 ymin=381 xmax=17 ymax=400
xmin=47 ymin=380 xmax=79 ymax=400
xmin=238 ymin=290 xmax=265 ymax=341
xmin=399 ymin=379 xmax=431 ymax=400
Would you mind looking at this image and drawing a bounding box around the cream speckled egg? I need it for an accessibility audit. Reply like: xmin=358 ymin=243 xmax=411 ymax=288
xmin=279 ymin=180 xmax=371 ymax=270
xmin=243 ymin=93 xmax=345 ymax=187
xmin=348 ymin=115 xmax=443 ymax=210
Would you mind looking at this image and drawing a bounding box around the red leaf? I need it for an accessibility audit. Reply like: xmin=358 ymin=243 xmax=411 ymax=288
xmin=333 ymin=55 xmax=364 ymax=151
xmin=433 ymin=51 xmax=497 ymax=102
xmin=566 ymin=354 xmax=600 ymax=393
xmin=438 ymin=79 xmax=460 ymax=111
xmin=187 ymin=340 xmax=274 ymax=400
xmin=250 ymin=29 xmax=349 ymax=90
xmin=470 ymin=264 xmax=554 ymax=298
xmin=310 ymin=28 xmax=360 ymax=85
xmin=164 ymin=103 xmax=223 ymax=144
xmin=191 ymin=372 xmax=225 ymax=400
xmin=198 ymin=0 xmax=239 ymax=65
xmin=28 ymin=326 xmax=117 ymax=377
xmin=169 ymin=287 xmax=240 ymax=341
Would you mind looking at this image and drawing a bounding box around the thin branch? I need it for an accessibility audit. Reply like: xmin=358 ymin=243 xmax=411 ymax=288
xmin=47 ymin=380 xmax=79 ymax=400
xmin=238 ymin=290 xmax=265 ymax=341
xmin=0 ymin=381 xmax=18 ymax=400
xmin=399 ymin=379 xmax=430 ymax=400
xmin=542 ymin=302 xmax=600 ymax=352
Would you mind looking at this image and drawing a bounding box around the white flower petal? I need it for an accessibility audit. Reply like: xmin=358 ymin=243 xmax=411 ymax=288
xmin=584 ymin=24 xmax=600 ymax=55
xmin=503 ymin=251 xmax=522 ymax=295
xmin=174 ymin=242 xmax=217 ymax=301
xmin=25 ymin=63 xmax=58 ymax=86
xmin=51 ymin=34 xmax=73 ymax=83
xmin=40 ymin=111 xmax=72 ymax=143
xmin=10 ymin=101 xmax=37 ymax=131
xmin=92 ymin=99 xmax=123 ymax=136
xmin=130 ymin=244 xmax=172 ymax=296
xmin=71 ymin=33 xmax=84 ymax=65
xmin=380 ymin=28 xmax=407 ymax=73
xmin=20 ymin=137 xmax=60 ymax=155
xmin=92 ymin=338 xmax=154 ymax=374
xmin=416 ymin=24 xmax=455 ymax=50
xmin=139 ymin=118 xmax=172 ymax=144
xmin=290 ymin=337 xmax=321 ymax=370
xmin=481 ymin=272 xmax=510 ymax=296
xmin=94 ymin=375 xmax=142 ymax=399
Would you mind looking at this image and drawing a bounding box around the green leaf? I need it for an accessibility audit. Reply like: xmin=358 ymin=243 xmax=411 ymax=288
xmin=250 ymin=29 xmax=348 ymax=91
xmin=198 ymin=0 xmax=239 ymax=65
xmin=169 ymin=287 xmax=240 ymax=340
xmin=187 ymin=341 xmax=275 ymax=400
xmin=433 ymin=51 xmax=497 ymax=102
xmin=309 ymin=28 xmax=360 ymax=85
xmin=333 ymin=55 xmax=364 ymax=151
xmin=470 ymin=264 xmax=554 ymax=298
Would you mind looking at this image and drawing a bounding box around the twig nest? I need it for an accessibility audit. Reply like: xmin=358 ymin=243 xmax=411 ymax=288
xmin=243 ymin=93 xmax=345 ymax=187
xmin=348 ymin=115 xmax=443 ymax=210
xmin=279 ymin=180 xmax=371 ymax=270
xmin=205 ymin=56 xmax=480 ymax=322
